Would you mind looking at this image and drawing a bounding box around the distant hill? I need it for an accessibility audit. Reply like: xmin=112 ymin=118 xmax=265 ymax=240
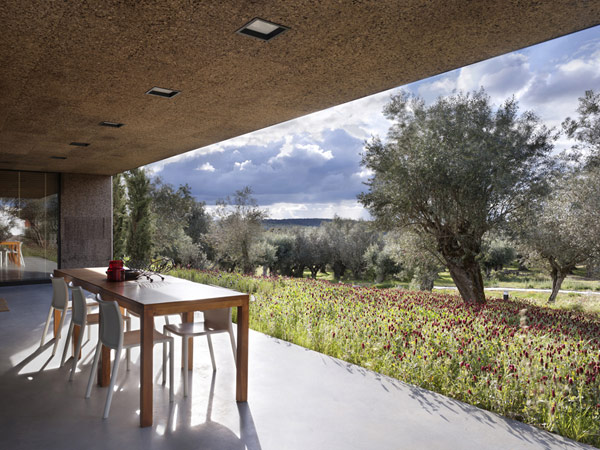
xmin=263 ymin=218 xmax=333 ymax=228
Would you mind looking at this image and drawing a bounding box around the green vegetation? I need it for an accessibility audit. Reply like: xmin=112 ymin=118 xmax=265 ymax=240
xmin=21 ymin=244 xmax=57 ymax=263
xmin=172 ymin=269 xmax=600 ymax=446
xmin=360 ymin=89 xmax=555 ymax=304
xmin=434 ymin=269 xmax=600 ymax=292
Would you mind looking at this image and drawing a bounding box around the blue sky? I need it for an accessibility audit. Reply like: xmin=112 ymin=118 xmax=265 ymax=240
xmin=147 ymin=26 xmax=600 ymax=219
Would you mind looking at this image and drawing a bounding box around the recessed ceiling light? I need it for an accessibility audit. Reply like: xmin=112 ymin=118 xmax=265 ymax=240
xmin=145 ymin=87 xmax=181 ymax=98
xmin=236 ymin=18 xmax=289 ymax=41
xmin=50 ymin=156 xmax=67 ymax=160
xmin=99 ymin=121 xmax=125 ymax=128
xmin=69 ymin=142 xmax=90 ymax=147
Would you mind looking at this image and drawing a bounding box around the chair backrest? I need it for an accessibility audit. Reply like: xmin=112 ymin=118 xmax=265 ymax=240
xmin=204 ymin=308 xmax=231 ymax=331
xmin=71 ymin=286 xmax=88 ymax=327
xmin=97 ymin=297 xmax=123 ymax=350
xmin=51 ymin=277 xmax=69 ymax=310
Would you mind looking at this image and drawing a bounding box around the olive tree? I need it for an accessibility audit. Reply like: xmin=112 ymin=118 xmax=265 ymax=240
xmin=563 ymin=89 xmax=600 ymax=167
xmin=359 ymin=89 xmax=555 ymax=304
xmin=395 ymin=231 xmax=444 ymax=291
xmin=150 ymin=178 xmax=208 ymax=267
xmin=518 ymin=170 xmax=600 ymax=302
xmin=209 ymin=187 xmax=266 ymax=274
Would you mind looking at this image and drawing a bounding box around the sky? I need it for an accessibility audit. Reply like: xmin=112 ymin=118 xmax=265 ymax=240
xmin=147 ymin=26 xmax=600 ymax=220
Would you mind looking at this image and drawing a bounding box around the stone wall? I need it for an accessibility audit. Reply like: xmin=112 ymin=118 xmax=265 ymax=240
xmin=60 ymin=174 xmax=112 ymax=268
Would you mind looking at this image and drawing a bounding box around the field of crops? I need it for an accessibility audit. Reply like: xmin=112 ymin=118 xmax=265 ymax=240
xmin=172 ymin=269 xmax=600 ymax=446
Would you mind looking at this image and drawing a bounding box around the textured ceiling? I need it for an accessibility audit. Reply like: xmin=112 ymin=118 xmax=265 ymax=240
xmin=1 ymin=1 xmax=599 ymax=175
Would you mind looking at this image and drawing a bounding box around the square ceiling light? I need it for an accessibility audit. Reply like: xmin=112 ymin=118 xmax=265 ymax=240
xmin=145 ymin=87 xmax=181 ymax=98
xmin=236 ymin=18 xmax=289 ymax=41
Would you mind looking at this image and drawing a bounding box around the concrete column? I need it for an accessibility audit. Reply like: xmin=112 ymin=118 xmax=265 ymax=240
xmin=60 ymin=173 xmax=112 ymax=268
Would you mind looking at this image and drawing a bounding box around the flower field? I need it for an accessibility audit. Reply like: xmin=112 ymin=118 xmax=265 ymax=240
xmin=172 ymin=269 xmax=600 ymax=446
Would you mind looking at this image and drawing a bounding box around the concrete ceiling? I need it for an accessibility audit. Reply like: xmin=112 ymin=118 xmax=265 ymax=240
xmin=1 ymin=1 xmax=599 ymax=176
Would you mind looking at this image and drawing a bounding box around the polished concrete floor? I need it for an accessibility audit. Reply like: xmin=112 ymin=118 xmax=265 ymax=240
xmin=0 ymin=284 xmax=594 ymax=450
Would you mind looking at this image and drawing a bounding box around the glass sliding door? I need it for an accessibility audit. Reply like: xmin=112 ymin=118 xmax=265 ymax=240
xmin=0 ymin=170 xmax=59 ymax=283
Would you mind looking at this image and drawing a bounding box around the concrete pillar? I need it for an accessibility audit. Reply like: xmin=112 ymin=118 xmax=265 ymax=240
xmin=60 ymin=173 xmax=112 ymax=268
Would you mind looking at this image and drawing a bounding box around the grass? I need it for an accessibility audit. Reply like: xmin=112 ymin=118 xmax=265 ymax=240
xmin=308 ymin=265 xmax=600 ymax=293
xmin=479 ymin=268 xmax=600 ymax=292
xmin=21 ymin=244 xmax=57 ymax=263
xmin=172 ymin=268 xmax=600 ymax=447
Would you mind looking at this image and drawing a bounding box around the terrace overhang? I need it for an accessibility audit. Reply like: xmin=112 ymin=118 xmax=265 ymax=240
xmin=1 ymin=1 xmax=599 ymax=175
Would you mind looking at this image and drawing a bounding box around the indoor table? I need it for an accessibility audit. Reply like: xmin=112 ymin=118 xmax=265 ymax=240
xmin=54 ymin=267 xmax=249 ymax=427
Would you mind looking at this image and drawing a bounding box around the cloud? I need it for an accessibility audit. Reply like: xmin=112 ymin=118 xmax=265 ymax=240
xmin=266 ymin=200 xmax=371 ymax=220
xmin=269 ymin=137 xmax=334 ymax=164
xmin=147 ymin=145 xmax=225 ymax=175
xmin=414 ymin=52 xmax=533 ymax=106
xmin=196 ymin=162 xmax=215 ymax=172
xmin=234 ymin=160 xmax=253 ymax=171
xmin=153 ymin=128 xmax=366 ymax=210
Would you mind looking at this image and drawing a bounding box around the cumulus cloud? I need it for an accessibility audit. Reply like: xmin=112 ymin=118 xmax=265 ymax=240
xmin=234 ymin=160 xmax=253 ymax=171
xmin=154 ymin=128 xmax=366 ymax=210
xmin=196 ymin=163 xmax=215 ymax=172
xmin=269 ymin=137 xmax=334 ymax=164
xmin=415 ymin=52 xmax=533 ymax=106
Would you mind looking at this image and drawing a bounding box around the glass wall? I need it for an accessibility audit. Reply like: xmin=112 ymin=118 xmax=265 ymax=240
xmin=0 ymin=170 xmax=59 ymax=283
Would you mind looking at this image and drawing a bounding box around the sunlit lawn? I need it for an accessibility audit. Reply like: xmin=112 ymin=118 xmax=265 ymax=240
xmin=173 ymin=269 xmax=600 ymax=447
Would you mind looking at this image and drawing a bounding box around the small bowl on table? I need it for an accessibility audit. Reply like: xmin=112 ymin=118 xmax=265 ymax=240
xmin=124 ymin=269 xmax=141 ymax=281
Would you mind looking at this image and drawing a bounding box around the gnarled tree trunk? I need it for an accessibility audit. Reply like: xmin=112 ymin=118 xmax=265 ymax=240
xmin=437 ymin=231 xmax=486 ymax=304
xmin=547 ymin=258 xmax=573 ymax=303
xmin=445 ymin=259 xmax=486 ymax=304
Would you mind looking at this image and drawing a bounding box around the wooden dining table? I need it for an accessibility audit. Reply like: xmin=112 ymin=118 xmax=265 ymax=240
xmin=53 ymin=267 xmax=249 ymax=427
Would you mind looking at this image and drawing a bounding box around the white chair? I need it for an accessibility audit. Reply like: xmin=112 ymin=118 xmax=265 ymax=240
xmin=163 ymin=308 xmax=236 ymax=397
xmin=60 ymin=287 xmax=100 ymax=379
xmin=85 ymin=297 xmax=174 ymax=419
xmin=60 ymin=289 xmax=132 ymax=378
xmin=39 ymin=277 xmax=70 ymax=356
xmin=40 ymin=277 xmax=97 ymax=353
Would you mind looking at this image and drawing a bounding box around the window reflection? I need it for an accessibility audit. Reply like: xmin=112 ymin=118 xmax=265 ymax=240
xmin=0 ymin=171 xmax=59 ymax=283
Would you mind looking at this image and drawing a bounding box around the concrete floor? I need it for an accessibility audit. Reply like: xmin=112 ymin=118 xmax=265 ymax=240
xmin=0 ymin=284 xmax=594 ymax=450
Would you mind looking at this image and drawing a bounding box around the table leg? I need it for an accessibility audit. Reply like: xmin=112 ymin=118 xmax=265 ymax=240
xmin=236 ymin=302 xmax=249 ymax=402
xmin=182 ymin=312 xmax=194 ymax=370
xmin=140 ymin=308 xmax=154 ymax=427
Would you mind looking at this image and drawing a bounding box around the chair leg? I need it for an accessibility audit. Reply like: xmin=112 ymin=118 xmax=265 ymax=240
xmin=52 ymin=308 xmax=68 ymax=356
xmin=162 ymin=342 xmax=167 ymax=385
xmin=169 ymin=339 xmax=174 ymax=402
xmin=60 ymin=321 xmax=75 ymax=367
xmin=85 ymin=340 xmax=103 ymax=398
xmin=40 ymin=306 xmax=54 ymax=347
xmin=125 ymin=311 xmax=131 ymax=371
xmin=69 ymin=323 xmax=86 ymax=381
xmin=183 ymin=336 xmax=189 ymax=397
xmin=228 ymin=329 xmax=237 ymax=365
xmin=206 ymin=335 xmax=217 ymax=372
xmin=103 ymin=347 xmax=121 ymax=419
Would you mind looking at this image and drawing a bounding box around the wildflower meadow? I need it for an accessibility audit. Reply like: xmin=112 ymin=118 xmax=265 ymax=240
xmin=172 ymin=269 xmax=600 ymax=446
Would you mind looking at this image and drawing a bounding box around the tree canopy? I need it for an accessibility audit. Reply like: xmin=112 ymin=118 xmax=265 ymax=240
xmin=209 ymin=186 xmax=266 ymax=274
xmin=359 ymin=89 xmax=556 ymax=303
